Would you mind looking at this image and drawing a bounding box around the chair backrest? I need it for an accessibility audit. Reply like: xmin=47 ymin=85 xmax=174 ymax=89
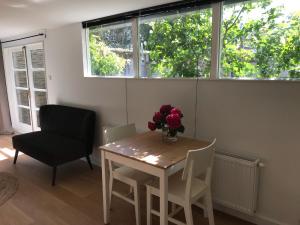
xmin=182 ymin=138 xmax=216 ymax=198
xmin=40 ymin=105 xmax=96 ymax=153
xmin=103 ymin=124 xmax=136 ymax=144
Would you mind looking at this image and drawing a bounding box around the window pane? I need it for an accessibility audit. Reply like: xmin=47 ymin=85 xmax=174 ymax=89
xmin=36 ymin=110 xmax=40 ymax=127
xmin=31 ymin=49 xmax=45 ymax=69
xmin=221 ymin=0 xmax=300 ymax=79
xmin=139 ymin=8 xmax=212 ymax=78
xmin=18 ymin=108 xmax=31 ymax=125
xmin=33 ymin=71 xmax=46 ymax=89
xmin=16 ymin=90 xmax=29 ymax=106
xmin=34 ymin=91 xmax=47 ymax=108
xmin=14 ymin=71 xmax=28 ymax=88
xmin=88 ymin=21 xmax=134 ymax=76
xmin=12 ymin=51 xmax=26 ymax=69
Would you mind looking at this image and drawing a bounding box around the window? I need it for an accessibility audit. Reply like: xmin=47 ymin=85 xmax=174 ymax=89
xmin=88 ymin=21 xmax=134 ymax=77
xmin=139 ymin=8 xmax=212 ymax=78
xmin=83 ymin=0 xmax=300 ymax=80
xmin=220 ymin=0 xmax=300 ymax=79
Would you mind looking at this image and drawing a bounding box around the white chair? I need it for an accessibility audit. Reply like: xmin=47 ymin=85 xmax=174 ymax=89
xmin=104 ymin=124 xmax=153 ymax=225
xmin=146 ymin=139 xmax=216 ymax=225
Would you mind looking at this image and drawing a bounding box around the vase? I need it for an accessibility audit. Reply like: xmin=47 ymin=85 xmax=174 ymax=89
xmin=162 ymin=127 xmax=178 ymax=143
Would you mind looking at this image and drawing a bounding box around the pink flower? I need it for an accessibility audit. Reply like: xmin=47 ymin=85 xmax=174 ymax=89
xmin=166 ymin=113 xmax=181 ymax=129
xmin=171 ymin=108 xmax=183 ymax=117
xmin=153 ymin=112 xmax=163 ymax=123
xmin=148 ymin=121 xmax=156 ymax=131
xmin=160 ymin=105 xmax=173 ymax=115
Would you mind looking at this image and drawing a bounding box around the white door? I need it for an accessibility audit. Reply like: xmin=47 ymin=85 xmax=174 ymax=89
xmin=3 ymin=43 xmax=47 ymax=133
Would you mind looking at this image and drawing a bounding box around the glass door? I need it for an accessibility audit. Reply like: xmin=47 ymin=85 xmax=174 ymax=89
xmin=11 ymin=46 xmax=33 ymax=132
xmin=25 ymin=43 xmax=47 ymax=130
xmin=6 ymin=43 xmax=47 ymax=133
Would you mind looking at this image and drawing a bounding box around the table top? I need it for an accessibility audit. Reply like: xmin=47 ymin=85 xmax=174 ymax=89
xmin=100 ymin=131 xmax=210 ymax=169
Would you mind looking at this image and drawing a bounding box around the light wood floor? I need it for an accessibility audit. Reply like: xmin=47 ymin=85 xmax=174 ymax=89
xmin=0 ymin=135 xmax=254 ymax=225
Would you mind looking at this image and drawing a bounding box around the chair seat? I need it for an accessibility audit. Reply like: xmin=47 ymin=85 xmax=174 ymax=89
xmin=146 ymin=173 xmax=208 ymax=204
xmin=12 ymin=131 xmax=86 ymax=166
xmin=113 ymin=166 xmax=154 ymax=184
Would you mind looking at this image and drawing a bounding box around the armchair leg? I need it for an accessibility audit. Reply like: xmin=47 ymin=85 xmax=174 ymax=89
xmin=86 ymin=155 xmax=93 ymax=170
xmin=13 ymin=150 xmax=19 ymax=164
xmin=52 ymin=166 xmax=57 ymax=186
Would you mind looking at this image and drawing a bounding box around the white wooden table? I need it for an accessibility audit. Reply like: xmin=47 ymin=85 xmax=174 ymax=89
xmin=100 ymin=131 xmax=209 ymax=225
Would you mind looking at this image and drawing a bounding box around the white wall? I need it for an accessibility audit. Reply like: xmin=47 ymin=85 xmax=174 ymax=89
xmin=44 ymin=23 xmax=300 ymax=225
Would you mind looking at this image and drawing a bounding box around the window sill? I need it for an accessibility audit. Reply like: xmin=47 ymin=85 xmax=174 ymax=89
xmin=83 ymin=74 xmax=209 ymax=80
xmin=83 ymin=75 xmax=300 ymax=83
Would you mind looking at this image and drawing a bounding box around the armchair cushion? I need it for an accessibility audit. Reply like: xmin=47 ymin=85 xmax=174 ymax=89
xmin=39 ymin=105 xmax=95 ymax=154
xmin=12 ymin=131 xmax=86 ymax=166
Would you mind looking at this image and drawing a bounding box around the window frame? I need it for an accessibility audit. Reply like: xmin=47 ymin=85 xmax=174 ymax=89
xmin=82 ymin=0 xmax=300 ymax=81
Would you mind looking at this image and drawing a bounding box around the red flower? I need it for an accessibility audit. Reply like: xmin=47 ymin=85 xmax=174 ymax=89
xmin=166 ymin=113 xmax=181 ymax=129
xmin=153 ymin=112 xmax=163 ymax=123
xmin=171 ymin=108 xmax=183 ymax=117
xmin=160 ymin=105 xmax=173 ymax=115
xmin=148 ymin=121 xmax=156 ymax=131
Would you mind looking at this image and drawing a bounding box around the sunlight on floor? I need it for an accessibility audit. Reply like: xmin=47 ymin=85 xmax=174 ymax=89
xmin=0 ymin=147 xmax=23 ymax=158
xmin=0 ymin=152 xmax=8 ymax=161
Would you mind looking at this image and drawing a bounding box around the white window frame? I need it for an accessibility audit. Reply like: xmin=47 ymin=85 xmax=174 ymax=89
xmin=211 ymin=2 xmax=223 ymax=80
xmin=82 ymin=1 xmax=300 ymax=82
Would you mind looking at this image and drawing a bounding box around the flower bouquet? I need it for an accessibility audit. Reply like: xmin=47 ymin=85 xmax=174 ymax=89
xmin=148 ymin=104 xmax=185 ymax=142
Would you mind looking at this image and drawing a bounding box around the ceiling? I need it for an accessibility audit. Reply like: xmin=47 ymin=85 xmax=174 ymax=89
xmin=0 ymin=0 xmax=176 ymax=40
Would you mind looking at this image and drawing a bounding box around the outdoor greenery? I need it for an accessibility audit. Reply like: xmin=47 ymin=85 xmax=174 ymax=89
xmin=89 ymin=0 xmax=300 ymax=79
xmin=220 ymin=0 xmax=300 ymax=79
xmin=140 ymin=9 xmax=212 ymax=77
xmin=89 ymin=34 xmax=126 ymax=75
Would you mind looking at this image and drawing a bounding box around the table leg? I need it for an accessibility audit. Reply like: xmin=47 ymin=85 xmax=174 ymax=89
xmin=160 ymin=169 xmax=168 ymax=225
xmin=101 ymin=151 xmax=110 ymax=224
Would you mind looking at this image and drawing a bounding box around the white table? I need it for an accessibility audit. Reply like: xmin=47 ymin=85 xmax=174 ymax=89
xmin=100 ymin=131 xmax=209 ymax=225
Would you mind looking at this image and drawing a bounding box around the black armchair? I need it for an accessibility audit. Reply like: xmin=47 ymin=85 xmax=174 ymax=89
xmin=12 ymin=105 xmax=96 ymax=185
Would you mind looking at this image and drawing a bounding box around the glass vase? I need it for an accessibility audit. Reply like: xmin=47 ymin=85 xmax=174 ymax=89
xmin=162 ymin=127 xmax=178 ymax=143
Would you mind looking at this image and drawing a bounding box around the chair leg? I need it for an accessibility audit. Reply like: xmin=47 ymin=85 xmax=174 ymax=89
xmin=204 ymin=191 xmax=215 ymax=225
xmin=52 ymin=166 xmax=57 ymax=186
xmin=198 ymin=198 xmax=208 ymax=218
xmin=86 ymin=155 xmax=93 ymax=170
xmin=203 ymin=205 xmax=208 ymax=218
xmin=129 ymin=186 xmax=134 ymax=194
xmin=13 ymin=150 xmax=19 ymax=164
xmin=184 ymin=203 xmax=194 ymax=225
xmin=133 ymin=183 xmax=141 ymax=225
xmin=108 ymin=174 xmax=113 ymax=209
xmin=146 ymin=186 xmax=152 ymax=225
xmin=171 ymin=202 xmax=176 ymax=215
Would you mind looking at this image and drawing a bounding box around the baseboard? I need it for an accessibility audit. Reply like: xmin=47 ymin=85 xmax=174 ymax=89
xmin=214 ymin=203 xmax=290 ymax=225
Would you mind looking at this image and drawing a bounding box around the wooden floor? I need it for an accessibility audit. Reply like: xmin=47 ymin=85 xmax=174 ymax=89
xmin=0 ymin=135 xmax=254 ymax=225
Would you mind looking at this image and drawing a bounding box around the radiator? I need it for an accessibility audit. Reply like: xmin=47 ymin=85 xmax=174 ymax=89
xmin=212 ymin=152 xmax=261 ymax=215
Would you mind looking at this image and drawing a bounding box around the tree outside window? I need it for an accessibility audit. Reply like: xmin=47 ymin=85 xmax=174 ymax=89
xmin=87 ymin=0 xmax=300 ymax=79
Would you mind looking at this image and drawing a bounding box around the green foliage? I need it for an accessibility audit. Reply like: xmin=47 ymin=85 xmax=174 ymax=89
xmin=89 ymin=0 xmax=300 ymax=79
xmin=89 ymin=34 xmax=126 ymax=76
xmin=143 ymin=0 xmax=300 ymax=79
xmin=281 ymin=14 xmax=300 ymax=78
xmin=221 ymin=0 xmax=300 ymax=78
xmin=141 ymin=9 xmax=212 ymax=78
